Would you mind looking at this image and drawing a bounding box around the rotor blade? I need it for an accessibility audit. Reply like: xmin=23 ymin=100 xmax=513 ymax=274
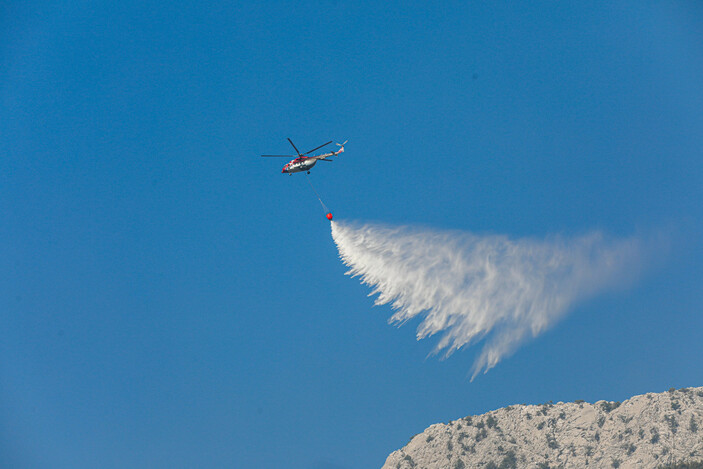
xmin=317 ymin=158 xmax=333 ymax=162
xmin=261 ymin=155 xmax=297 ymax=158
xmin=303 ymin=141 xmax=333 ymax=155
xmin=287 ymin=138 xmax=302 ymax=156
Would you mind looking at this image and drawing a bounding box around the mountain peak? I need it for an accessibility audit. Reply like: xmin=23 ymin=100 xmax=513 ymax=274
xmin=383 ymin=387 xmax=703 ymax=469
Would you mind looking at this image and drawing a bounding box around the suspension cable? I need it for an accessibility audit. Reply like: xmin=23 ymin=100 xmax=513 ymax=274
xmin=305 ymin=173 xmax=331 ymax=215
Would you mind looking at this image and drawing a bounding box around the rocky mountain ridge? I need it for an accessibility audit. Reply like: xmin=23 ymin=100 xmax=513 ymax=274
xmin=383 ymin=386 xmax=703 ymax=469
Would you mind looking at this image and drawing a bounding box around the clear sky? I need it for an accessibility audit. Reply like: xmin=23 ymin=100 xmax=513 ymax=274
xmin=1 ymin=1 xmax=702 ymax=468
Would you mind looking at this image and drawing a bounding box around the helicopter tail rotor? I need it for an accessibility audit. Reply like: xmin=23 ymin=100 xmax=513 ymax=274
xmin=335 ymin=140 xmax=348 ymax=154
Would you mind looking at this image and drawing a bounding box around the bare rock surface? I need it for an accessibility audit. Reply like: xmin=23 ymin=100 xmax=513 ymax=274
xmin=383 ymin=386 xmax=703 ymax=469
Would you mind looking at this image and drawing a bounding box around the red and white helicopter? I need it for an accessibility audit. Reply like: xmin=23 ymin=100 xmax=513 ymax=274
xmin=261 ymin=138 xmax=347 ymax=174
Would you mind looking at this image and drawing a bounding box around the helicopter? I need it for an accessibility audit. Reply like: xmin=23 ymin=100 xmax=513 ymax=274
xmin=261 ymin=138 xmax=347 ymax=174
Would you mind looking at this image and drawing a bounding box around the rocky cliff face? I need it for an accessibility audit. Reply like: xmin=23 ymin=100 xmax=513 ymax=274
xmin=383 ymin=386 xmax=703 ymax=469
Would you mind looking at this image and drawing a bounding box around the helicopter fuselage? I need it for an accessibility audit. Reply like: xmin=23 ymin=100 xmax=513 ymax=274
xmin=282 ymin=157 xmax=317 ymax=174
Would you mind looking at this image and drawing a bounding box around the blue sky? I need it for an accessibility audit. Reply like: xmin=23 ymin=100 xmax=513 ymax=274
xmin=1 ymin=1 xmax=702 ymax=468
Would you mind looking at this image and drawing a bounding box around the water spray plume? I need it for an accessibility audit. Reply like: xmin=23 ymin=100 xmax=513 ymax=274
xmin=330 ymin=220 xmax=644 ymax=380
